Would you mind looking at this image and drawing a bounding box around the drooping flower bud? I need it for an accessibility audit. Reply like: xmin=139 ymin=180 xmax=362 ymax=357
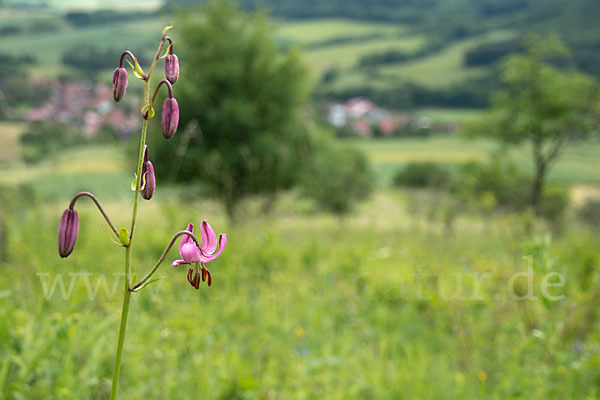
xmin=161 ymin=97 xmax=179 ymax=139
xmin=58 ymin=208 xmax=79 ymax=258
xmin=164 ymin=54 xmax=179 ymax=84
xmin=112 ymin=67 xmax=128 ymax=102
xmin=140 ymin=145 xmax=156 ymax=200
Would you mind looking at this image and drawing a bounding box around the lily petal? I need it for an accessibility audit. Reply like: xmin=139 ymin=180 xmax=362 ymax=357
xmin=199 ymin=234 xmax=226 ymax=263
xmin=171 ymin=259 xmax=187 ymax=267
xmin=181 ymin=242 xmax=202 ymax=263
xmin=179 ymin=223 xmax=194 ymax=254
xmin=201 ymin=220 xmax=217 ymax=254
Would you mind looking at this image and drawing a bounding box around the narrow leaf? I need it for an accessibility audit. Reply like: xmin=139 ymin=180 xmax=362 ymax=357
xmin=134 ymin=59 xmax=146 ymax=78
xmin=162 ymin=25 xmax=173 ymax=37
xmin=141 ymin=104 xmax=155 ymax=119
xmin=102 ymin=225 xmax=124 ymax=247
xmin=119 ymin=228 xmax=130 ymax=246
xmin=126 ymin=59 xmax=144 ymax=80
xmin=130 ymin=173 xmax=138 ymax=191
xmin=159 ymin=43 xmax=173 ymax=59
xmin=135 ymin=276 xmax=166 ymax=292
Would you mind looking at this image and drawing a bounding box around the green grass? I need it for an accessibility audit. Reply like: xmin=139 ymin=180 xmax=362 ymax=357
xmin=2 ymin=177 xmax=600 ymax=398
xmin=325 ymin=29 xmax=516 ymax=91
xmin=7 ymin=18 xmax=166 ymax=70
xmin=277 ymin=18 xmax=407 ymax=45
xmin=1 ymin=141 xmax=600 ymax=398
xmin=346 ymin=136 xmax=600 ymax=186
xmin=304 ymin=35 xmax=425 ymax=72
xmin=0 ymin=122 xmax=26 ymax=163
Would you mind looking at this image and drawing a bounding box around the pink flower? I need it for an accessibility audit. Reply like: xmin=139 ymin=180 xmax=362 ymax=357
xmin=171 ymin=221 xmax=226 ymax=288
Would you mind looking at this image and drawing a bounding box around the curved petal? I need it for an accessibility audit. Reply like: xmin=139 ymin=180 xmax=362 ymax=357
xmin=201 ymin=220 xmax=217 ymax=254
xmin=181 ymin=242 xmax=202 ymax=263
xmin=171 ymin=259 xmax=187 ymax=267
xmin=179 ymin=223 xmax=194 ymax=254
xmin=199 ymin=234 xmax=226 ymax=263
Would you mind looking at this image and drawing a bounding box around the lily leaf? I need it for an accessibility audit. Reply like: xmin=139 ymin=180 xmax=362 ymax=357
xmin=118 ymin=228 xmax=130 ymax=247
xmin=135 ymin=276 xmax=166 ymax=292
xmin=162 ymin=25 xmax=173 ymax=37
xmin=126 ymin=59 xmax=145 ymax=80
xmin=159 ymin=43 xmax=173 ymax=59
xmin=102 ymin=225 xmax=124 ymax=247
xmin=130 ymin=173 xmax=138 ymax=191
xmin=141 ymin=103 xmax=155 ymax=119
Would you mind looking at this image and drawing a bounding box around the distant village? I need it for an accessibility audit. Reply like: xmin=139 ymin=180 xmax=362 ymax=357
xmin=327 ymin=97 xmax=459 ymax=137
xmin=25 ymin=80 xmax=139 ymax=137
xmin=22 ymin=81 xmax=459 ymax=139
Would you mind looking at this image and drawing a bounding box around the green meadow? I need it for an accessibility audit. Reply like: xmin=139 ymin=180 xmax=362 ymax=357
xmin=346 ymin=136 xmax=600 ymax=187
xmin=2 ymin=6 xmax=600 ymax=398
xmin=1 ymin=13 xmax=509 ymax=93
xmin=2 ymin=133 xmax=600 ymax=398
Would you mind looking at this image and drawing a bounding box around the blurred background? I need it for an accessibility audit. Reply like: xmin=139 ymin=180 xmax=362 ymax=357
xmin=1 ymin=0 xmax=600 ymax=398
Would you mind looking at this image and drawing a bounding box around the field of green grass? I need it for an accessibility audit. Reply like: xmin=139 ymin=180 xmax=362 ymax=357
xmin=0 ymin=122 xmax=25 ymax=163
xmin=348 ymin=136 xmax=600 ymax=187
xmin=0 ymin=11 xmax=507 ymax=93
xmin=7 ymin=17 xmax=166 ymax=77
xmin=1 ymin=141 xmax=600 ymax=398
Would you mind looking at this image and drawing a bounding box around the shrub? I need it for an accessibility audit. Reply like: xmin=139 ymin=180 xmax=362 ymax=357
xmin=539 ymin=185 xmax=570 ymax=223
xmin=301 ymin=143 xmax=373 ymax=215
xmin=577 ymin=198 xmax=600 ymax=229
xmin=453 ymin=159 xmax=530 ymax=211
xmin=393 ymin=162 xmax=451 ymax=189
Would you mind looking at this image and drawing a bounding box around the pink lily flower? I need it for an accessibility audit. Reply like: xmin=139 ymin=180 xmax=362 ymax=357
xmin=171 ymin=221 xmax=226 ymax=288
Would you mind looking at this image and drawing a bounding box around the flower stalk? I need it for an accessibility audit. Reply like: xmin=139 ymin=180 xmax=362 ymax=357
xmin=57 ymin=25 xmax=227 ymax=400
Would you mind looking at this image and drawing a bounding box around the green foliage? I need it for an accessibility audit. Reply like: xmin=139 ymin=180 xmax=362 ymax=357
xmin=300 ymin=141 xmax=373 ymax=215
xmin=393 ymin=162 xmax=451 ymax=189
xmin=150 ymin=0 xmax=313 ymax=221
xmin=3 ymin=191 xmax=600 ymax=398
xmin=453 ymin=158 xmax=531 ymax=212
xmin=19 ymin=123 xmax=118 ymax=163
xmin=19 ymin=122 xmax=86 ymax=163
xmin=577 ymin=199 xmax=600 ymax=230
xmin=61 ymin=45 xmax=122 ymax=77
xmin=538 ymin=185 xmax=570 ymax=224
xmin=467 ymin=35 xmax=599 ymax=212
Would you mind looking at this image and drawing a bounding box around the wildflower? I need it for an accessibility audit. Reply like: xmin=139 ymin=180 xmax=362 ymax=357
xmin=140 ymin=145 xmax=156 ymax=200
xmin=58 ymin=208 xmax=79 ymax=258
xmin=112 ymin=67 xmax=128 ymax=102
xmin=164 ymin=53 xmax=179 ymax=84
xmin=171 ymin=221 xmax=227 ymax=288
xmin=161 ymin=97 xmax=179 ymax=139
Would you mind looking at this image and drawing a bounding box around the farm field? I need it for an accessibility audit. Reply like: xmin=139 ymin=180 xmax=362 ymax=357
xmin=1 ymin=12 xmax=509 ymax=95
xmin=348 ymin=136 xmax=600 ymax=186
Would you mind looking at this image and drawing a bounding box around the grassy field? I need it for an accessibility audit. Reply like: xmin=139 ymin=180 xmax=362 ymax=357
xmin=0 ymin=11 xmax=506 ymax=92
xmin=0 ymin=122 xmax=26 ymax=163
xmin=348 ymin=136 xmax=600 ymax=186
xmin=1 ymin=141 xmax=600 ymax=398
xmin=7 ymin=17 xmax=166 ymax=76
xmin=277 ymin=18 xmax=407 ymax=45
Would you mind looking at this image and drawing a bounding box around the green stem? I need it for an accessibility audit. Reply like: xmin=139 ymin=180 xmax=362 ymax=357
xmin=110 ymin=247 xmax=132 ymax=400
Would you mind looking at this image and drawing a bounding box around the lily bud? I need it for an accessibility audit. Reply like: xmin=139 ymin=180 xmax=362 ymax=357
xmin=140 ymin=146 xmax=156 ymax=200
xmin=58 ymin=208 xmax=79 ymax=258
xmin=164 ymin=54 xmax=179 ymax=84
xmin=161 ymin=97 xmax=179 ymax=139
xmin=112 ymin=67 xmax=128 ymax=102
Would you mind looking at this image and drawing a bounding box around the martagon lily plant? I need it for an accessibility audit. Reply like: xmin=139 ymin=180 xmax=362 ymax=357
xmin=56 ymin=26 xmax=226 ymax=399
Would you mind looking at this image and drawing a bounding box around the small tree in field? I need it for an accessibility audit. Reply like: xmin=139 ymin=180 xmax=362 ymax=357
xmin=150 ymin=0 xmax=313 ymax=222
xmin=468 ymin=36 xmax=599 ymax=213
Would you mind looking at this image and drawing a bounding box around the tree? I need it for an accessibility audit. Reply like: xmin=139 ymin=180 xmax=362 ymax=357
xmin=150 ymin=0 xmax=312 ymax=222
xmin=300 ymin=140 xmax=373 ymax=217
xmin=468 ymin=36 xmax=599 ymax=213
